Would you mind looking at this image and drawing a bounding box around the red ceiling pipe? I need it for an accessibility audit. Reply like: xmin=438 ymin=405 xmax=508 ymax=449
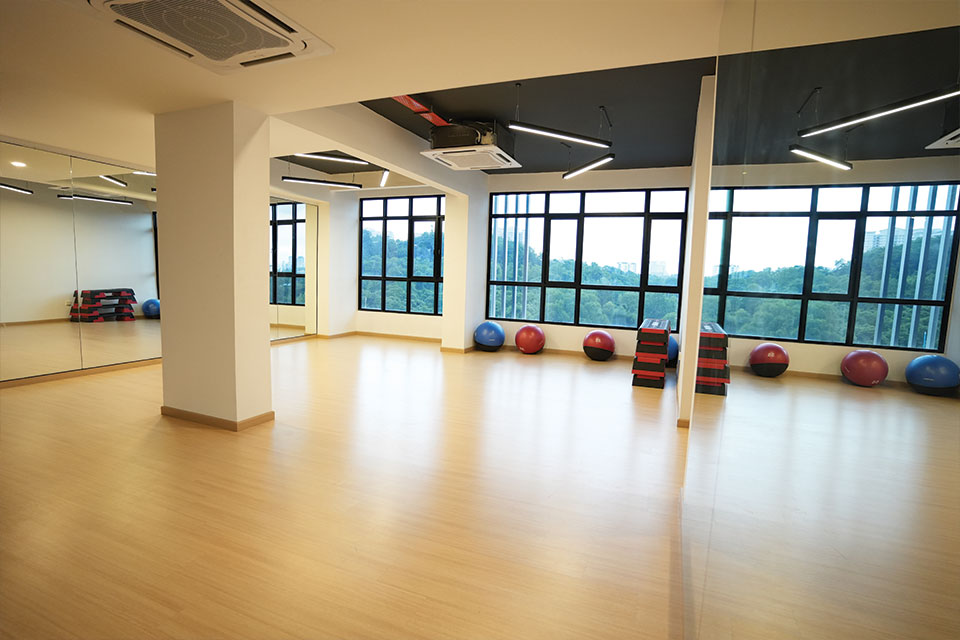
xmin=391 ymin=95 xmax=450 ymax=126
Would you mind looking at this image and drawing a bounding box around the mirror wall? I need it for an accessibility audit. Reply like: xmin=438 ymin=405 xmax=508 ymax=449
xmin=0 ymin=141 xmax=161 ymax=381
xmin=268 ymin=197 xmax=318 ymax=341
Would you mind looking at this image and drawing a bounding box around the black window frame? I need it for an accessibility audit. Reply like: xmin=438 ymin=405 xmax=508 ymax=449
xmin=269 ymin=201 xmax=306 ymax=307
xmin=485 ymin=189 xmax=688 ymax=330
xmin=358 ymin=195 xmax=445 ymax=316
xmin=705 ymin=181 xmax=960 ymax=352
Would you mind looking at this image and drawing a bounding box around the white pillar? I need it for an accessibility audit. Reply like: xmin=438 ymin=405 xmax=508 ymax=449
xmin=677 ymin=75 xmax=717 ymax=429
xmin=155 ymin=102 xmax=274 ymax=430
xmin=441 ymin=189 xmax=488 ymax=351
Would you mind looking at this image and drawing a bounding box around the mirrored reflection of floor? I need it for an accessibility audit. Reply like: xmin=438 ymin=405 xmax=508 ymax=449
xmin=682 ymin=373 xmax=960 ymax=640
xmin=270 ymin=324 xmax=307 ymax=340
xmin=0 ymin=320 xmax=163 ymax=380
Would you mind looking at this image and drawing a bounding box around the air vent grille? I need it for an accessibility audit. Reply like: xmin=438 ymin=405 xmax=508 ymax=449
xmin=110 ymin=0 xmax=290 ymax=61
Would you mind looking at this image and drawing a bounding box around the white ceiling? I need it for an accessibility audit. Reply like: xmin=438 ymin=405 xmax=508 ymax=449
xmin=1 ymin=0 xmax=957 ymax=169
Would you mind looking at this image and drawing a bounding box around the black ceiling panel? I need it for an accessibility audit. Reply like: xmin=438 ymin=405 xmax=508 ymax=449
xmin=361 ymin=27 xmax=958 ymax=173
xmin=278 ymin=151 xmax=384 ymax=175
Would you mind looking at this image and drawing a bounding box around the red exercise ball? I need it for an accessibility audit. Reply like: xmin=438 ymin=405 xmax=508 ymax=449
xmin=841 ymin=349 xmax=888 ymax=387
xmin=515 ymin=324 xmax=545 ymax=354
xmin=749 ymin=342 xmax=789 ymax=377
xmin=583 ymin=330 xmax=616 ymax=361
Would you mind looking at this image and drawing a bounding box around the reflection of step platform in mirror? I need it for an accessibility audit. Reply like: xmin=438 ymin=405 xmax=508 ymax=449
xmin=71 ymin=289 xmax=137 ymax=322
xmin=632 ymin=318 xmax=671 ymax=389
xmin=696 ymin=322 xmax=729 ymax=396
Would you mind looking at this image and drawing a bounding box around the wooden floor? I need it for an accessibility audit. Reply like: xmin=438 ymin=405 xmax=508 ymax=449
xmin=0 ymin=335 xmax=957 ymax=639
xmin=0 ymin=321 xmax=306 ymax=381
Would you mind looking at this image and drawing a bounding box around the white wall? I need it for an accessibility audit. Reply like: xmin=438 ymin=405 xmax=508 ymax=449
xmin=356 ymin=311 xmax=442 ymax=340
xmin=0 ymin=187 xmax=156 ymax=322
xmin=270 ymin=304 xmax=305 ymax=326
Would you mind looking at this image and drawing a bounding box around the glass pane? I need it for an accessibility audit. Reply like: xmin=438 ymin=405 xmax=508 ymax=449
xmin=276 ymin=224 xmax=293 ymax=273
xmin=579 ymin=289 xmax=639 ymax=327
xmin=643 ymin=292 xmax=679 ymax=328
xmin=584 ymin=191 xmax=645 ymax=213
xmin=387 ymin=198 xmax=409 ymax=217
xmin=438 ymin=282 xmax=443 ymax=314
xmin=492 ymin=194 xmax=505 ymax=215
xmin=581 ymin=217 xmax=643 ymax=287
xmin=704 ymin=219 xmax=724 ymax=288
xmin=709 ymin=189 xmax=729 ymax=212
xmin=701 ymin=294 xmax=719 ymax=323
xmin=649 ymin=190 xmax=686 ymax=213
xmin=488 ymin=285 xmax=540 ymax=321
xmin=294 ymin=276 xmax=305 ymax=305
xmin=269 ymin=275 xmax=276 ymax=304
xmin=360 ymin=279 xmax=381 ymax=310
xmin=549 ymin=192 xmax=581 ymax=213
xmin=867 ymin=186 xmax=896 ymax=212
xmin=413 ymin=221 xmax=435 ymax=277
xmin=385 ymin=220 xmax=408 ymax=277
xmin=268 ymin=224 xmax=274 ymax=272
xmin=724 ymin=296 xmax=801 ymax=339
xmin=933 ymin=184 xmax=958 ymax=211
xmin=295 ymin=203 xmax=306 ymax=219
xmin=544 ymin=287 xmax=575 ymax=323
xmin=817 ymin=187 xmax=862 ymax=212
xmin=295 ymin=221 xmax=305 ymax=274
xmin=275 ymin=203 xmax=294 ymax=220
xmin=648 ymin=219 xmax=682 ymax=286
xmin=412 ymin=196 xmax=437 ymax=216
xmin=361 ymin=221 xmax=382 ymax=276
xmin=439 ymin=196 xmax=445 ymax=216
xmin=804 ymin=301 xmax=849 ymax=343
xmin=859 ymin=216 xmax=953 ymax=300
xmin=440 ymin=219 xmax=444 ymax=278
xmin=727 ymin=217 xmax=808 ymax=294
xmin=385 ymin=281 xmax=407 ymax=311
xmin=732 ymin=188 xmax=812 ymax=212
xmin=410 ymin=282 xmax=435 ymax=314
xmin=854 ymin=303 xmax=943 ymax=349
xmin=362 ymin=199 xmax=384 ymax=217
xmin=276 ymin=276 xmax=293 ymax=304
xmin=548 ymin=219 xmax=577 ymax=282
xmin=812 ymin=219 xmax=855 ymax=293
xmin=913 ymin=186 xmax=934 ymax=211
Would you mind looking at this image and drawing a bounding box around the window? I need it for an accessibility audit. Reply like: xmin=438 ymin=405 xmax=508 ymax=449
xmin=360 ymin=196 xmax=444 ymax=315
xmin=487 ymin=189 xmax=687 ymax=329
xmin=269 ymin=202 xmax=306 ymax=306
xmin=705 ymin=183 xmax=959 ymax=351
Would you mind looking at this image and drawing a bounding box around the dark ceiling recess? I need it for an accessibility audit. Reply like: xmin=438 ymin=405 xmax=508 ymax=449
xmin=363 ymin=57 xmax=718 ymax=174
xmin=715 ymin=26 xmax=960 ymax=166
xmin=362 ymin=26 xmax=958 ymax=173
xmin=278 ymin=151 xmax=384 ymax=175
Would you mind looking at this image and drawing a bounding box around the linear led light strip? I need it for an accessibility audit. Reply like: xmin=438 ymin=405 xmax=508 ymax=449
xmin=132 ymin=170 xmax=156 ymax=176
xmin=788 ymin=145 xmax=852 ymax=171
xmin=99 ymin=175 xmax=128 ymax=187
xmin=508 ymin=121 xmax=611 ymax=149
xmin=799 ymin=86 xmax=960 ymax=138
xmin=281 ymin=175 xmax=362 ymax=189
xmin=379 ymin=170 xmax=390 ymax=187
xmin=294 ymin=153 xmax=369 ymax=165
xmin=563 ymin=153 xmax=615 ymax=180
xmin=0 ymin=182 xmax=33 ymax=195
xmin=58 ymin=194 xmax=133 ymax=205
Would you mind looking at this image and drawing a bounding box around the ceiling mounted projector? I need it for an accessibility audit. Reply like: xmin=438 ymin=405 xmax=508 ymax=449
xmin=84 ymin=0 xmax=333 ymax=73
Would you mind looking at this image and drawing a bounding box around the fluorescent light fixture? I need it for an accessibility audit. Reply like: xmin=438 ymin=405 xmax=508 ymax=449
xmin=0 ymin=182 xmax=33 ymax=195
xmin=132 ymin=170 xmax=156 ymax=176
xmin=379 ymin=170 xmax=390 ymax=187
xmin=281 ymin=175 xmax=362 ymax=190
xmin=562 ymin=153 xmax=615 ymax=180
xmin=58 ymin=194 xmax=133 ymax=205
xmin=508 ymin=121 xmax=611 ymax=149
xmin=788 ymin=145 xmax=852 ymax=170
xmin=99 ymin=175 xmax=128 ymax=187
xmin=294 ymin=153 xmax=369 ymax=165
xmin=799 ymin=86 xmax=960 ymax=138
xmin=10 ymin=161 xmax=26 ymax=168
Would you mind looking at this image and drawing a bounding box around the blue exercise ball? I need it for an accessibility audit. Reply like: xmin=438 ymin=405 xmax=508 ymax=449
xmin=905 ymin=355 xmax=960 ymax=396
xmin=142 ymin=298 xmax=161 ymax=319
xmin=667 ymin=335 xmax=679 ymax=367
xmin=474 ymin=321 xmax=505 ymax=352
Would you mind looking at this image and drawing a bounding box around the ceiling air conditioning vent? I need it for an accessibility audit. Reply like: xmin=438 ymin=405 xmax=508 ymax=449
xmin=85 ymin=0 xmax=333 ymax=73
xmin=420 ymin=122 xmax=520 ymax=171
xmin=926 ymin=127 xmax=960 ymax=149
